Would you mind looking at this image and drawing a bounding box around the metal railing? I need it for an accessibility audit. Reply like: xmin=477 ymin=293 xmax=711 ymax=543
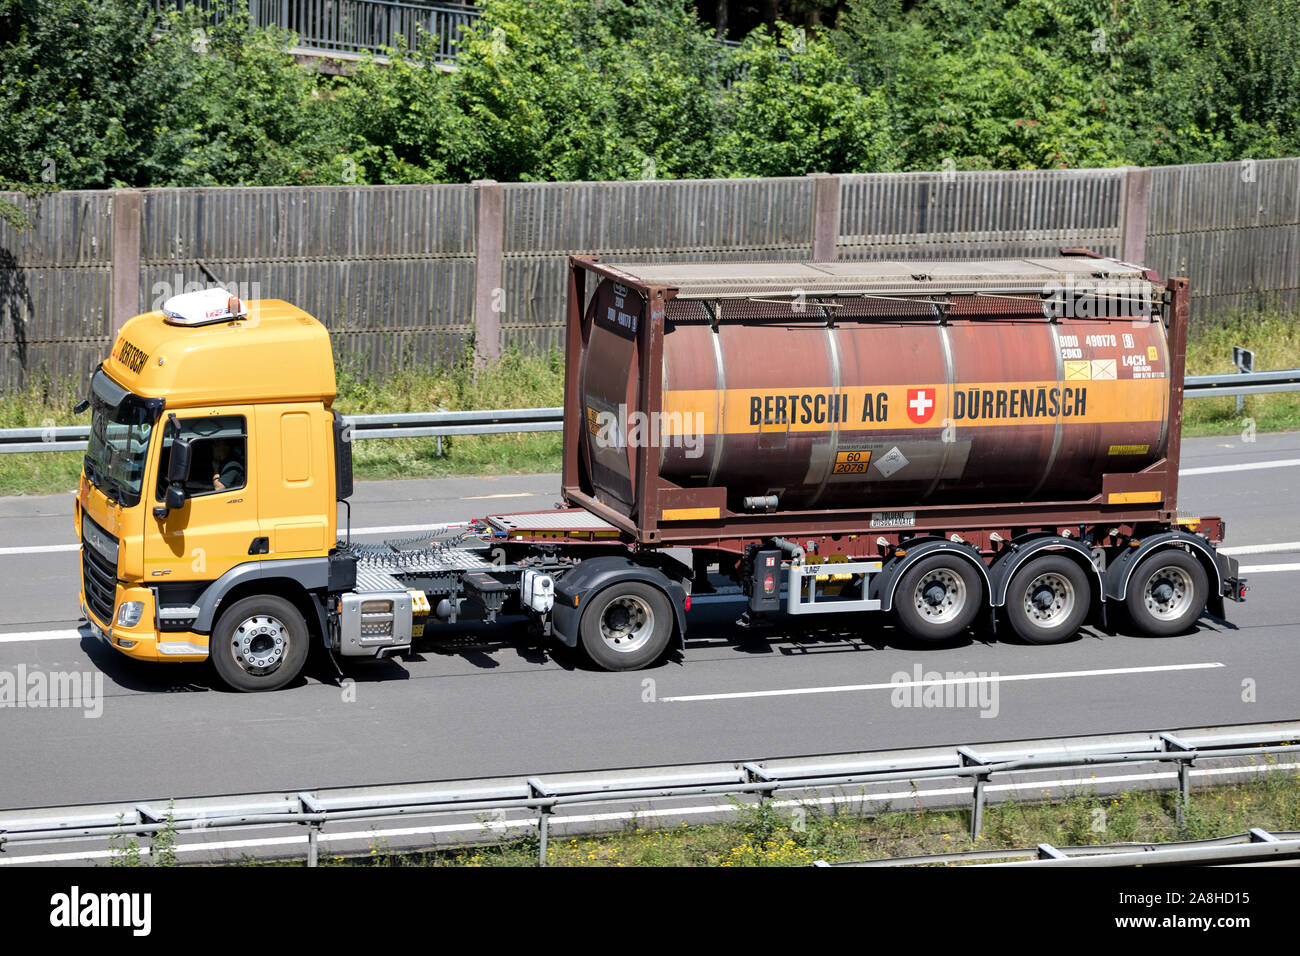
xmin=152 ymin=0 xmax=482 ymax=63
xmin=818 ymin=829 xmax=1300 ymax=867
xmin=0 ymin=407 xmax=563 ymax=454
xmin=1182 ymin=366 xmax=1300 ymax=397
xmin=4 ymin=364 xmax=1296 ymax=455
xmin=0 ymin=721 xmax=1296 ymax=866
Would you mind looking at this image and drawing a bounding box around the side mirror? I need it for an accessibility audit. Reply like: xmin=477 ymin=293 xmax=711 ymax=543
xmin=168 ymin=437 xmax=193 ymax=484
xmin=153 ymin=437 xmax=192 ymax=520
xmin=165 ymin=483 xmax=186 ymax=511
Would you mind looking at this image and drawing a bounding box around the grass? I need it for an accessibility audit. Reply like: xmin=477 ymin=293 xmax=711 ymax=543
xmin=1183 ymin=313 xmax=1300 ymax=437
xmin=2 ymin=312 xmax=1298 ymax=498
xmin=306 ymin=762 xmax=1300 ymax=867
xmin=334 ymin=346 xmax=565 ymax=483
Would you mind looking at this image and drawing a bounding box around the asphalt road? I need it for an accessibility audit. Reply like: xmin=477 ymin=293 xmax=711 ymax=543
xmin=0 ymin=432 xmax=1297 ymax=811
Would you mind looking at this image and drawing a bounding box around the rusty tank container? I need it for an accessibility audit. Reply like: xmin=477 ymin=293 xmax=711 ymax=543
xmin=565 ymin=255 xmax=1177 ymax=530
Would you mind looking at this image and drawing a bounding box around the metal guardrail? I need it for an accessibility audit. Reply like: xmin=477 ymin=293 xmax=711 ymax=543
xmin=1182 ymin=367 xmax=1300 ymax=397
xmin=0 ymin=721 xmax=1296 ymax=866
xmin=818 ymin=829 xmax=1300 ymax=867
xmin=4 ymin=365 xmax=1296 ymax=455
xmin=0 ymin=407 xmax=564 ymax=454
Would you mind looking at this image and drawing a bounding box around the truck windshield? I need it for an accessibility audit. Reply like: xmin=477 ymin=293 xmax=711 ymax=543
xmin=83 ymin=367 xmax=164 ymax=507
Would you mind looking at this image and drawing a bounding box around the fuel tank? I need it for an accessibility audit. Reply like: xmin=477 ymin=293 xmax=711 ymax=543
xmin=575 ymin=258 xmax=1171 ymax=514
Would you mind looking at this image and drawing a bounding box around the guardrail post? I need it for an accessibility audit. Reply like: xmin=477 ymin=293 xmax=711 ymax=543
xmin=958 ymin=747 xmax=991 ymax=841
xmin=299 ymin=792 xmax=324 ymax=867
xmin=1161 ymin=734 xmax=1194 ymax=823
xmin=743 ymin=762 xmax=778 ymax=810
xmin=134 ymin=804 xmax=164 ymax=862
xmin=1233 ymin=346 xmax=1255 ymax=415
xmin=527 ymin=778 xmax=552 ymax=867
xmin=473 ymin=179 xmax=504 ymax=365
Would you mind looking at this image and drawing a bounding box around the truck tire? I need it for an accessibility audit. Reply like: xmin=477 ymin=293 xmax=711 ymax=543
xmin=210 ymin=595 xmax=310 ymax=692
xmin=1003 ymin=555 xmax=1091 ymax=644
xmin=892 ymin=554 xmax=982 ymax=642
xmin=579 ymin=581 xmax=673 ymax=671
xmin=1124 ymin=550 xmax=1208 ymax=637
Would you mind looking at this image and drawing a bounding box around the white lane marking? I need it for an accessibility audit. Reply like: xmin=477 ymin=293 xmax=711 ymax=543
xmin=658 ymin=662 xmax=1225 ymax=703
xmin=0 ymin=629 xmax=83 ymax=644
xmin=1219 ymin=541 xmax=1300 ymax=555
xmin=461 ymin=492 xmax=537 ymax=501
xmin=2 ymin=760 xmax=1292 ymax=866
xmin=1239 ymin=563 xmax=1300 ymax=574
xmin=0 ymin=543 xmax=77 ymax=555
xmin=1181 ymin=457 xmax=1300 ymax=476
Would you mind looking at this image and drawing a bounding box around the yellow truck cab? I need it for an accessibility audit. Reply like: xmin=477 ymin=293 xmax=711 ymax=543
xmin=76 ymin=289 xmax=358 ymax=690
xmin=76 ymin=287 xmax=629 ymax=694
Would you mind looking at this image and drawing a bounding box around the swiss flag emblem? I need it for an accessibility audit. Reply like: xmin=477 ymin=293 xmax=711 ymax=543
xmin=906 ymin=387 xmax=936 ymax=424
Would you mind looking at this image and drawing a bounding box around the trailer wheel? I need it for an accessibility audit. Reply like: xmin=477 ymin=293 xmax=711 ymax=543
xmin=1124 ymin=550 xmax=1208 ymax=636
xmin=579 ymin=581 xmax=673 ymax=671
xmin=1004 ymin=555 xmax=1090 ymax=644
xmin=210 ymin=595 xmax=309 ymax=692
xmin=892 ymin=554 xmax=982 ymax=642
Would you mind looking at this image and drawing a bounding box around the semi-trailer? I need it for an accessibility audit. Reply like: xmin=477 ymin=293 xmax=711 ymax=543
xmin=75 ymin=251 xmax=1246 ymax=691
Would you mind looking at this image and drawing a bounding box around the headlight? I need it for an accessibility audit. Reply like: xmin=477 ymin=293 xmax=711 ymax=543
xmin=116 ymin=601 xmax=144 ymax=627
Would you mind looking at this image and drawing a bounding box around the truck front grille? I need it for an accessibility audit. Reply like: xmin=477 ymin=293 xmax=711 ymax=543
xmin=81 ymin=517 xmax=118 ymax=625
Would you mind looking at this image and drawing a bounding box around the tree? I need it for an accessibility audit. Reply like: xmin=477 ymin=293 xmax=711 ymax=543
xmin=0 ymin=0 xmax=183 ymax=189
xmin=714 ymin=23 xmax=895 ymax=176
xmin=331 ymin=33 xmax=474 ymax=184
xmin=151 ymin=6 xmax=355 ymax=186
xmin=446 ymin=0 xmax=721 ymax=181
xmin=0 ymin=1 xmax=359 ymax=190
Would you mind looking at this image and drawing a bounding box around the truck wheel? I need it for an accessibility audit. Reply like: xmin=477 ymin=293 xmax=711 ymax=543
xmin=580 ymin=582 xmax=673 ymax=671
xmin=892 ymin=554 xmax=982 ymax=642
xmin=210 ymin=595 xmax=309 ymax=692
xmin=1004 ymin=555 xmax=1091 ymax=645
xmin=1124 ymin=550 xmax=1208 ymax=636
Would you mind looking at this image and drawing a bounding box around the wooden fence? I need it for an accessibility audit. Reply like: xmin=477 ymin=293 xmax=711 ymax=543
xmin=1 ymin=158 xmax=1296 ymax=389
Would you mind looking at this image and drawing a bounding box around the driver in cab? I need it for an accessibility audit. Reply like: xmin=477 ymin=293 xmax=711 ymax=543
xmin=211 ymin=438 xmax=245 ymax=491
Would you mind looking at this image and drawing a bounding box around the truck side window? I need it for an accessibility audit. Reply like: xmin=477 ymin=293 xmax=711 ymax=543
xmin=156 ymin=415 xmax=248 ymax=499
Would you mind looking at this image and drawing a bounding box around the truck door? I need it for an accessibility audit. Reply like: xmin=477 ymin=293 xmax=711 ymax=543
xmin=254 ymin=404 xmax=332 ymax=557
xmin=144 ymin=410 xmax=262 ymax=582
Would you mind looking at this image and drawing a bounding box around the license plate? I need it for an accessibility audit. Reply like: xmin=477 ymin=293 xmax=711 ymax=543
xmin=87 ymin=616 xmax=108 ymax=644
